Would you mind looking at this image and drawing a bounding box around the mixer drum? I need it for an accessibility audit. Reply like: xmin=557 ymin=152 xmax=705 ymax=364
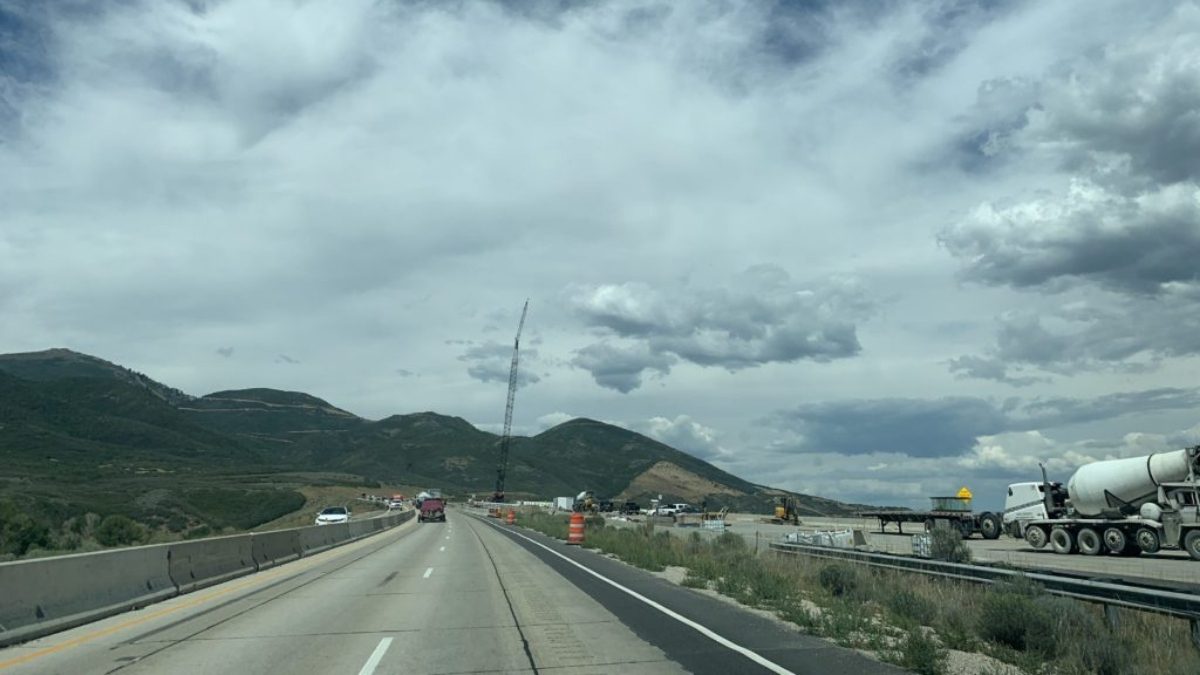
xmin=1066 ymin=449 xmax=1192 ymax=518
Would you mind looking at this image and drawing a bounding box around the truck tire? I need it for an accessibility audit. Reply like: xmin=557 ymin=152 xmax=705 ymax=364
xmin=1135 ymin=526 xmax=1160 ymax=554
xmin=1183 ymin=529 xmax=1200 ymax=561
xmin=979 ymin=513 xmax=1001 ymax=540
xmin=1102 ymin=527 xmax=1127 ymax=554
xmin=1049 ymin=527 xmax=1075 ymax=554
xmin=1025 ymin=525 xmax=1048 ymax=549
xmin=1077 ymin=527 xmax=1102 ymax=556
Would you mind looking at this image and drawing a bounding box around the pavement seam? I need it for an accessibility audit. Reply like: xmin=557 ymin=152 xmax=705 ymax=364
xmin=461 ymin=517 xmax=541 ymax=675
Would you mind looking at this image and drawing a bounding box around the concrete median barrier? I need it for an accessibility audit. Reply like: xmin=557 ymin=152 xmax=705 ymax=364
xmin=0 ymin=544 xmax=175 ymax=648
xmin=0 ymin=509 xmax=415 ymax=648
xmin=167 ymin=534 xmax=255 ymax=594
xmin=297 ymin=523 xmax=339 ymax=555
xmin=250 ymin=529 xmax=302 ymax=570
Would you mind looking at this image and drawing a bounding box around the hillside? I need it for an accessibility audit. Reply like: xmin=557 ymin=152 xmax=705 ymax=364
xmin=0 ymin=348 xmax=191 ymax=405
xmin=0 ymin=348 xmax=874 ymax=556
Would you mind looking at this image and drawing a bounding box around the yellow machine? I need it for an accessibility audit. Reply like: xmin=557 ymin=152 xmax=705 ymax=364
xmin=773 ymin=496 xmax=801 ymax=525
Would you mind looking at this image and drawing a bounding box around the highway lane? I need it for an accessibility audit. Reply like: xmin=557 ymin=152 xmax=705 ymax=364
xmin=0 ymin=509 xmax=900 ymax=675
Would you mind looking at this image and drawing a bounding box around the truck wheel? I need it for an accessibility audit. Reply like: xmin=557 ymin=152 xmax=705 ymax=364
xmin=1135 ymin=527 xmax=1160 ymax=554
xmin=1183 ymin=530 xmax=1200 ymax=561
xmin=1077 ymin=527 xmax=1102 ymax=556
xmin=1025 ymin=525 xmax=1048 ymax=549
xmin=1049 ymin=527 xmax=1075 ymax=554
xmin=979 ymin=513 xmax=1001 ymax=540
xmin=1102 ymin=527 xmax=1127 ymax=554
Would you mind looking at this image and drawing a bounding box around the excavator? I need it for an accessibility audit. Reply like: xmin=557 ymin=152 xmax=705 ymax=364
xmin=772 ymin=496 xmax=801 ymax=525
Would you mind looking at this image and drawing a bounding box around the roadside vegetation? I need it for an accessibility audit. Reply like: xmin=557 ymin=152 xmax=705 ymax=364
xmin=517 ymin=511 xmax=1200 ymax=675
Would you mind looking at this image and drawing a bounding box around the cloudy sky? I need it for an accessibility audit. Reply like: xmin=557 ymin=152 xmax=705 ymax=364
xmin=3 ymin=0 xmax=1199 ymax=509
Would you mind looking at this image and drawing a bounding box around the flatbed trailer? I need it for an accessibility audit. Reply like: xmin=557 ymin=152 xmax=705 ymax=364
xmin=859 ymin=509 xmax=1002 ymax=539
xmin=859 ymin=491 xmax=1002 ymax=540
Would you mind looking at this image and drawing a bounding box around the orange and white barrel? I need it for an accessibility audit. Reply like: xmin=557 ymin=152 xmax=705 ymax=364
xmin=506 ymin=509 xmax=516 ymax=525
xmin=567 ymin=512 xmax=585 ymax=545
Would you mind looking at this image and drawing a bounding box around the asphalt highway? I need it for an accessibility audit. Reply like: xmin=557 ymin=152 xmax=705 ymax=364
xmin=0 ymin=510 xmax=900 ymax=675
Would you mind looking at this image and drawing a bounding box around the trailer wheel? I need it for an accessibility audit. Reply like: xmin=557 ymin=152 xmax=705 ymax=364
xmin=1102 ymin=527 xmax=1127 ymax=554
xmin=1049 ymin=527 xmax=1075 ymax=554
xmin=1077 ymin=527 xmax=1102 ymax=556
xmin=1183 ymin=529 xmax=1200 ymax=561
xmin=979 ymin=513 xmax=1001 ymax=540
xmin=1025 ymin=525 xmax=1048 ymax=549
xmin=1135 ymin=526 xmax=1160 ymax=554
xmin=923 ymin=518 xmax=935 ymax=533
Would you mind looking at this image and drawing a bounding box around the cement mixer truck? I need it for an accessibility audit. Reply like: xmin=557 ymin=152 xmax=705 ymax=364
xmin=1002 ymin=445 xmax=1200 ymax=560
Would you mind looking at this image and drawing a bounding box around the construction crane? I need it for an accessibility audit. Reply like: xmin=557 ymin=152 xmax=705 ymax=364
xmin=492 ymin=300 xmax=529 ymax=503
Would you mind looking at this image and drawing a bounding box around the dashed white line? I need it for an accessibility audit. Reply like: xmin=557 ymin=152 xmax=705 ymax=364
xmin=479 ymin=518 xmax=795 ymax=675
xmin=423 ymin=567 xmax=434 ymax=579
xmin=439 ymin=546 xmax=445 ymax=552
xmin=356 ymin=637 xmax=393 ymax=675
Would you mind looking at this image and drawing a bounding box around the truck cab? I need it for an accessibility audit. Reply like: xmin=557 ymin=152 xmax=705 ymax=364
xmin=1002 ymin=481 xmax=1067 ymax=537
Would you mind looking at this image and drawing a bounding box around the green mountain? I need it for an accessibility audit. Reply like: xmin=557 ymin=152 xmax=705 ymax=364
xmin=0 ymin=348 xmax=872 ymax=557
xmin=0 ymin=348 xmax=191 ymax=405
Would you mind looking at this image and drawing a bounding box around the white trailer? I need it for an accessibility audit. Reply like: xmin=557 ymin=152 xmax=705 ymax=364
xmin=1002 ymin=445 xmax=1200 ymax=560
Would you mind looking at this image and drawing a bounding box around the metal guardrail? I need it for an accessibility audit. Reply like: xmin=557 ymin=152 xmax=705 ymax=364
xmin=769 ymin=540 xmax=1200 ymax=649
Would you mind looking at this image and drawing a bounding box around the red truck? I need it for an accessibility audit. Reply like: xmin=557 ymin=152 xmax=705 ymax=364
xmin=419 ymin=498 xmax=446 ymax=523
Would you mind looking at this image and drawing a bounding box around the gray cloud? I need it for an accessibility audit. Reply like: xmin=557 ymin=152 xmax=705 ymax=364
xmin=941 ymin=184 xmax=1200 ymax=296
xmin=458 ymin=341 xmax=541 ymax=388
xmin=568 ymin=265 xmax=871 ymax=391
xmin=769 ymin=386 xmax=1200 ymax=457
xmin=216 ymin=346 xmax=234 ymax=358
xmin=570 ymin=342 xmax=674 ymax=394
xmin=276 ymin=354 xmax=299 ymax=365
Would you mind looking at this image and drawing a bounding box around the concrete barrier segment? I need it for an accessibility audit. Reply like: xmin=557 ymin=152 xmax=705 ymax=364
xmin=167 ymin=535 xmax=255 ymax=594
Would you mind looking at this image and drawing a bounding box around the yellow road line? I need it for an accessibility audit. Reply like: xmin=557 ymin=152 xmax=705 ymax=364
xmin=0 ymin=520 xmax=413 ymax=670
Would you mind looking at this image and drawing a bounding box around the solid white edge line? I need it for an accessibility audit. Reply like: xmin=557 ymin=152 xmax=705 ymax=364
xmin=480 ymin=517 xmax=795 ymax=675
xmin=357 ymin=637 xmax=393 ymax=675
xmin=423 ymin=567 xmax=434 ymax=578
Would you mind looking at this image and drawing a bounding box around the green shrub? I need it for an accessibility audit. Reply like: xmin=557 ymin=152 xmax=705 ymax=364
xmin=818 ymin=563 xmax=859 ymax=597
xmin=978 ymin=582 xmax=1056 ymax=654
xmin=930 ymin=527 xmax=972 ymax=563
xmin=886 ymin=587 xmax=938 ymax=627
xmin=95 ymin=515 xmax=146 ymax=547
xmin=891 ymin=628 xmax=947 ymax=675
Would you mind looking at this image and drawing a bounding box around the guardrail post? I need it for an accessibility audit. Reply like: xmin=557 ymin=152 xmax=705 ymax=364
xmin=1192 ymin=618 xmax=1200 ymax=652
xmin=1103 ymin=604 xmax=1119 ymax=631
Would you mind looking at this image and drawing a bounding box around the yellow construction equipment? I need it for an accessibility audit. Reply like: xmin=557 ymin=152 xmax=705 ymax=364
xmin=772 ymin=496 xmax=801 ymax=525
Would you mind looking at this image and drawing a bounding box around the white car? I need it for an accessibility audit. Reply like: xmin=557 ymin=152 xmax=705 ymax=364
xmin=315 ymin=506 xmax=350 ymax=525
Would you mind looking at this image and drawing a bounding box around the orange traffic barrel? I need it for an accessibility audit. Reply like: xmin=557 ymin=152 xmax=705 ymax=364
xmin=506 ymin=509 xmax=515 ymax=525
xmin=567 ymin=512 xmax=585 ymax=545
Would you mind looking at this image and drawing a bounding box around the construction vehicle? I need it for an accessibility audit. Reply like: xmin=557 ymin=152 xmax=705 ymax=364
xmin=772 ymin=496 xmax=802 ymax=525
xmin=572 ymin=491 xmax=597 ymax=513
xmin=1004 ymin=445 xmax=1200 ymax=559
xmin=860 ymin=487 xmax=1003 ymax=539
xmin=492 ymin=301 xmax=529 ymax=503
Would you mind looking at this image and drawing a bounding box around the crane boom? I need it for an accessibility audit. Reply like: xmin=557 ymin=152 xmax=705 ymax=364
xmin=493 ymin=300 xmax=529 ymax=502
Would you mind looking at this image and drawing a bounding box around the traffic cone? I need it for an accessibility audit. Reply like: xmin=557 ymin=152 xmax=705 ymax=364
xmin=506 ymin=509 xmax=515 ymax=525
xmin=567 ymin=511 xmax=585 ymax=545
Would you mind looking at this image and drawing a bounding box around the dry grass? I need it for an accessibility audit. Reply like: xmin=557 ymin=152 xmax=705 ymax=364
xmin=518 ymin=510 xmax=1200 ymax=675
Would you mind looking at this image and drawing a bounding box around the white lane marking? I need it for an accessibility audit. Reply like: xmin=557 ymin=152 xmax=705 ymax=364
xmin=357 ymin=637 xmax=393 ymax=675
xmin=439 ymin=546 xmax=445 ymax=552
xmin=480 ymin=519 xmax=795 ymax=675
xmin=445 ymin=535 xmax=451 ymax=540
xmin=423 ymin=567 xmax=434 ymax=578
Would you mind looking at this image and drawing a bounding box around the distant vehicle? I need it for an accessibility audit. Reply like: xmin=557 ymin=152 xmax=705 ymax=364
xmin=597 ymin=500 xmax=615 ymax=513
xmin=621 ymin=501 xmax=641 ymax=515
xmin=675 ymin=503 xmax=699 ymax=514
xmin=315 ymin=506 xmax=350 ymax=525
xmin=419 ymin=498 xmax=446 ymax=523
xmin=653 ymin=504 xmax=679 ymax=517
xmin=554 ymin=496 xmax=575 ymax=511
